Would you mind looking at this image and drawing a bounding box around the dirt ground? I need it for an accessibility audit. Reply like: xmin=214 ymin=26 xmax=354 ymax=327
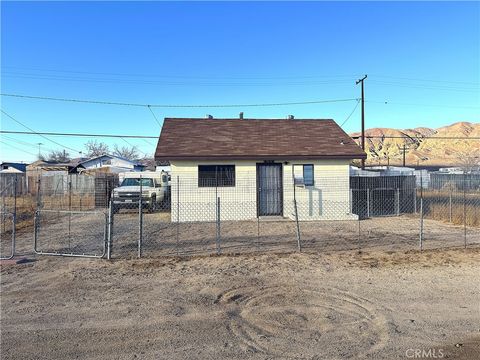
xmin=1 ymin=247 xmax=479 ymax=359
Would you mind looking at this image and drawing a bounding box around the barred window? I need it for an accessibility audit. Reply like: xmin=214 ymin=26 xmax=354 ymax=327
xmin=198 ymin=165 xmax=235 ymax=187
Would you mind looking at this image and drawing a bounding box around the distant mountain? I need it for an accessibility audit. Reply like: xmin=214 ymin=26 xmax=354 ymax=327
xmin=350 ymin=122 xmax=480 ymax=166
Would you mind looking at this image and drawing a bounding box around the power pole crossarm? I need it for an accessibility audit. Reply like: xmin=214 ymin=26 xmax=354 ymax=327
xmin=356 ymin=75 xmax=367 ymax=169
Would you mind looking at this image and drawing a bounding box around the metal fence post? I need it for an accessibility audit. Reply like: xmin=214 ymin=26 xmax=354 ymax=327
xmin=176 ymin=176 xmax=180 ymax=256
xmin=138 ymin=176 xmax=143 ymax=258
xmin=449 ymin=186 xmax=453 ymax=223
xmin=216 ymin=197 xmax=221 ymax=255
xmin=358 ymin=214 xmax=361 ymax=252
xmin=414 ymin=188 xmax=417 ymax=214
xmin=107 ymin=194 xmax=113 ymax=260
xmin=68 ymin=176 xmax=72 ymax=250
xmin=11 ymin=175 xmax=17 ymax=259
xmin=367 ymin=189 xmax=370 ymax=218
xmin=463 ymin=172 xmax=467 ymax=248
xmin=349 ymin=188 xmax=353 ymax=214
xmin=292 ymin=172 xmax=301 ymax=251
xmin=36 ymin=176 xmax=42 ymax=210
xmin=395 ymin=188 xmax=400 ymax=216
xmin=419 ymin=173 xmax=424 ymax=251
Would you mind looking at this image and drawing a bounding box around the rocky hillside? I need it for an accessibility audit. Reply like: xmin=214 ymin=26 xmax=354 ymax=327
xmin=350 ymin=122 xmax=480 ymax=166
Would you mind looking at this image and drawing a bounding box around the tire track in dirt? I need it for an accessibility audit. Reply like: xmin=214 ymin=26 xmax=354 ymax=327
xmin=216 ymin=285 xmax=390 ymax=358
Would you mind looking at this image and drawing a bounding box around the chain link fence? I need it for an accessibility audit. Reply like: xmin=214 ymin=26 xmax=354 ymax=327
xmin=1 ymin=170 xmax=479 ymax=260
xmin=0 ymin=173 xmax=113 ymax=258
xmin=1 ymin=175 xmax=18 ymax=259
xmin=107 ymin=171 xmax=480 ymax=258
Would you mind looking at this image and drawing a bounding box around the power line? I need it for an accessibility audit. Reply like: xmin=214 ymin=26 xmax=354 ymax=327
xmin=119 ymin=137 xmax=149 ymax=157
xmin=1 ymin=66 xmax=360 ymax=80
xmin=0 ymin=109 xmax=81 ymax=153
xmin=367 ymin=100 xmax=480 ymax=110
xmin=372 ymin=75 xmax=479 ymax=86
xmin=2 ymin=129 xmax=480 ymax=140
xmin=2 ymin=92 xmax=475 ymax=110
xmin=340 ymin=99 xmax=360 ymax=127
xmin=3 ymin=67 xmax=477 ymax=84
xmin=0 ymin=93 xmax=359 ymax=108
xmin=0 ymin=135 xmax=56 ymax=153
xmin=1 ymin=130 xmax=158 ymax=139
xmin=142 ymin=138 xmax=155 ymax=146
xmin=0 ymin=140 xmax=38 ymax=157
xmin=369 ymin=80 xmax=478 ymax=93
xmin=2 ymin=73 xmax=357 ymax=87
xmin=147 ymin=105 xmax=162 ymax=126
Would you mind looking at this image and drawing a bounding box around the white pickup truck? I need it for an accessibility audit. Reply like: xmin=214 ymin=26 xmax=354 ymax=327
xmin=112 ymin=171 xmax=170 ymax=213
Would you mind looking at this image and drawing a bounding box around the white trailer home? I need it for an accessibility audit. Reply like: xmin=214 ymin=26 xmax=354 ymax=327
xmin=155 ymin=117 xmax=366 ymax=222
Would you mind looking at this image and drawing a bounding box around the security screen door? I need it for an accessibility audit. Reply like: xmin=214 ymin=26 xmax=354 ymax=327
xmin=257 ymin=163 xmax=283 ymax=216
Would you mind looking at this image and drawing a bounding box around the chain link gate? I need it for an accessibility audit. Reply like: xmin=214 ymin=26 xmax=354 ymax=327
xmin=34 ymin=209 xmax=108 ymax=258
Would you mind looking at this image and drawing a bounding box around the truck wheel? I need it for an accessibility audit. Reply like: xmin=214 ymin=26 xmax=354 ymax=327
xmin=112 ymin=205 xmax=120 ymax=214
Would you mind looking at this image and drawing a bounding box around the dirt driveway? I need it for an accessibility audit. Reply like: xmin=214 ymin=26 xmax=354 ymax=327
xmin=1 ymin=248 xmax=479 ymax=359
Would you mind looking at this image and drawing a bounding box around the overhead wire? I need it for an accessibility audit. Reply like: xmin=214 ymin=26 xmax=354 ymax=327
xmin=147 ymin=105 xmax=162 ymax=126
xmin=119 ymin=137 xmax=149 ymax=157
xmin=0 ymin=93 xmax=360 ymax=108
xmin=0 ymin=140 xmax=38 ymax=157
xmin=1 ymin=135 xmax=56 ymax=153
xmin=0 ymin=109 xmax=81 ymax=153
xmin=2 ymin=129 xmax=480 ymax=141
xmin=372 ymin=75 xmax=479 ymax=86
xmin=366 ymin=100 xmax=480 ymax=110
xmin=1 ymin=67 xmax=360 ymax=80
xmin=340 ymin=99 xmax=361 ymax=128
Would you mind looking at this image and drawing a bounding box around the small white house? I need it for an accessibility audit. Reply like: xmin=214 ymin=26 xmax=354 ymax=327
xmin=77 ymin=155 xmax=145 ymax=174
xmin=0 ymin=162 xmax=27 ymax=174
xmin=155 ymin=118 xmax=366 ymax=222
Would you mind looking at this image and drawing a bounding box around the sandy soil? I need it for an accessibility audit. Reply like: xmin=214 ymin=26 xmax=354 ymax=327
xmin=1 ymin=248 xmax=479 ymax=359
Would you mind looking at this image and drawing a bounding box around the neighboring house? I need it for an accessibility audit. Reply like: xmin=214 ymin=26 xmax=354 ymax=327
xmin=26 ymin=159 xmax=83 ymax=175
xmin=0 ymin=162 xmax=28 ymax=173
xmin=155 ymin=160 xmax=171 ymax=174
xmin=76 ymin=154 xmax=145 ymax=174
xmin=155 ymin=118 xmax=366 ymax=222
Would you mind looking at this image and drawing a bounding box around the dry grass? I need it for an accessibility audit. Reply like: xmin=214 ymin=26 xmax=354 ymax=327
xmin=422 ymin=190 xmax=480 ymax=227
xmin=1 ymin=194 xmax=98 ymax=233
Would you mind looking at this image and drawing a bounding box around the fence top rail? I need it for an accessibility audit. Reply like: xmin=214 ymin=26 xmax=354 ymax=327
xmin=36 ymin=209 xmax=108 ymax=215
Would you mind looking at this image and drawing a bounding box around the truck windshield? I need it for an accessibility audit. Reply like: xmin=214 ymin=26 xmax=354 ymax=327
xmin=121 ymin=178 xmax=154 ymax=187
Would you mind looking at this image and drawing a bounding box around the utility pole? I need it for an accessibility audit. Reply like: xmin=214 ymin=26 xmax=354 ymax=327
xmin=401 ymin=144 xmax=407 ymax=167
xmin=37 ymin=143 xmax=43 ymax=159
xmin=356 ymin=75 xmax=367 ymax=169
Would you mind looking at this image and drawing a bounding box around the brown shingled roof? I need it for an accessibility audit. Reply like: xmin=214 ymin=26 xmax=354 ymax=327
xmin=155 ymin=118 xmax=366 ymax=161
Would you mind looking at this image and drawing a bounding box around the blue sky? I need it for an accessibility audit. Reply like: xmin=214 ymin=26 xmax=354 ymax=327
xmin=1 ymin=1 xmax=479 ymax=162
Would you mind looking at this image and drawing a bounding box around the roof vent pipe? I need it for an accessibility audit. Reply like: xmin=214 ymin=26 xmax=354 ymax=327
xmin=287 ymin=115 xmax=294 ymax=120
xmin=205 ymin=114 xmax=213 ymax=119
xmin=239 ymin=112 xmax=244 ymax=119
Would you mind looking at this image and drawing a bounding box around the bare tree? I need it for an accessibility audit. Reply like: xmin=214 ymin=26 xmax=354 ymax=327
xmin=47 ymin=150 xmax=71 ymax=163
xmin=113 ymin=144 xmax=139 ymax=160
xmin=457 ymin=149 xmax=480 ymax=174
xmin=85 ymin=140 xmax=109 ymax=157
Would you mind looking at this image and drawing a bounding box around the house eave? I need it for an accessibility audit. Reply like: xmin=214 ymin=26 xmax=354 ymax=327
xmin=155 ymin=154 xmax=367 ymax=161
